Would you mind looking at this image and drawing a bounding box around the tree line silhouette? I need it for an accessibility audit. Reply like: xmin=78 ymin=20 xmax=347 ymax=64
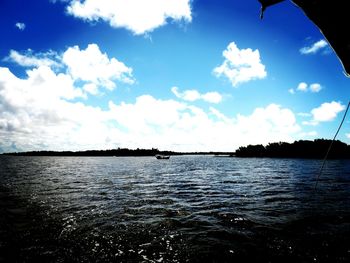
xmin=3 ymin=148 xmax=176 ymax=157
xmin=3 ymin=139 xmax=350 ymax=158
xmin=235 ymin=139 xmax=350 ymax=159
xmin=2 ymin=148 xmax=234 ymax=157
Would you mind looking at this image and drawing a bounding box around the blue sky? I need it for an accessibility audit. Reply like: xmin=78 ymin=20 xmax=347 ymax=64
xmin=0 ymin=0 xmax=349 ymax=152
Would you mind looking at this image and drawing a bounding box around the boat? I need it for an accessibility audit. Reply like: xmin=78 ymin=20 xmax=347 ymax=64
xmin=155 ymin=154 xmax=170 ymax=159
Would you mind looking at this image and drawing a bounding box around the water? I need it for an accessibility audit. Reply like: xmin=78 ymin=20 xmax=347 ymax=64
xmin=1 ymin=156 xmax=350 ymax=262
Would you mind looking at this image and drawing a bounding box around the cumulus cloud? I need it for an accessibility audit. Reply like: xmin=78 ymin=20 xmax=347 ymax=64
xmin=297 ymin=82 xmax=308 ymax=92
xmin=0 ymin=65 xmax=84 ymax=135
xmin=15 ymin=22 xmax=26 ymax=31
xmin=171 ymin=86 xmax=223 ymax=103
xmin=311 ymin=101 xmax=345 ymax=122
xmin=289 ymin=82 xmax=322 ymax=94
xmin=65 ymin=0 xmax=192 ymax=35
xmin=303 ymin=101 xmax=345 ymax=125
xmin=0 ymin=63 xmax=119 ymax=152
xmin=0 ymin=62 xmax=300 ymax=152
xmin=62 ymin=44 xmax=134 ymax=91
xmin=7 ymin=44 xmax=134 ymax=95
xmin=1 ymin=43 xmax=135 ymax=152
xmin=108 ymin=99 xmax=300 ymax=151
xmin=213 ymin=42 xmax=267 ymax=87
xmin=300 ymin=39 xmax=328 ymax=55
xmin=1 ymin=44 xmax=302 ymax=153
xmin=309 ymin=83 xmax=322 ymax=93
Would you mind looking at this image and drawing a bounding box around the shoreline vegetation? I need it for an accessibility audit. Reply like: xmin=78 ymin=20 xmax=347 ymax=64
xmin=2 ymin=139 xmax=350 ymax=159
xmin=235 ymin=139 xmax=350 ymax=159
xmin=1 ymin=148 xmax=233 ymax=157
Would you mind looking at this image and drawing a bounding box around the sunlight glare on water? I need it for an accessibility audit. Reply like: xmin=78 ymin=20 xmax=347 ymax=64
xmin=1 ymin=155 xmax=350 ymax=262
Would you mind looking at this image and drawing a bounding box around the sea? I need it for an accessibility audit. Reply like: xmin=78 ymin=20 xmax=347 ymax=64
xmin=1 ymin=155 xmax=350 ymax=262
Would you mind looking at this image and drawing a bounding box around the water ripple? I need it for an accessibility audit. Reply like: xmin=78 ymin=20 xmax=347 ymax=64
xmin=1 ymin=156 xmax=350 ymax=262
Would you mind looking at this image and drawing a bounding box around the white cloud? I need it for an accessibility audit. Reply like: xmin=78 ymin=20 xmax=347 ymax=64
xmin=108 ymin=99 xmax=300 ymax=152
xmin=303 ymin=101 xmax=345 ymax=126
xmin=0 ymin=64 xmax=116 ymax=152
xmin=300 ymin=39 xmax=328 ymax=55
xmin=0 ymin=43 xmax=137 ymax=153
xmin=291 ymin=82 xmax=322 ymax=94
xmin=0 ymin=62 xmax=300 ymax=152
xmin=82 ymin=83 xmax=99 ymax=95
xmin=310 ymin=83 xmax=322 ymax=93
xmin=7 ymin=44 xmax=134 ymax=95
xmin=6 ymin=50 xmax=61 ymax=68
xmin=202 ymin=92 xmax=222 ymax=104
xmin=62 ymin=44 xmax=134 ymax=91
xmin=15 ymin=22 xmax=26 ymax=31
xmin=213 ymin=42 xmax=267 ymax=87
xmin=0 ymin=44 xmax=303 ymax=153
xmin=297 ymin=82 xmax=308 ymax=92
xmin=171 ymin=86 xmax=223 ymax=104
xmin=311 ymin=101 xmax=345 ymax=122
xmin=171 ymin=86 xmax=200 ymax=101
xmin=65 ymin=0 xmax=192 ymax=35
xmin=288 ymin=88 xmax=295 ymax=94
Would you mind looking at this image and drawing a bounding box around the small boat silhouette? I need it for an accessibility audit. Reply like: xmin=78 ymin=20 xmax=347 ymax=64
xmin=155 ymin=154 xmax=170 ymax=160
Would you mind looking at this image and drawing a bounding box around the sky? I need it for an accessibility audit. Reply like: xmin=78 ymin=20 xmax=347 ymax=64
xmin=0 ymin=0 xmax=350 ymax=153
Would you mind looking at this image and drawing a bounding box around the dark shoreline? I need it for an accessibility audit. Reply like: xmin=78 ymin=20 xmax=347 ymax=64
xmin=235 ymin=139 xmax=350 ymax=159
xmin=3 ymin=139 xmax=350 ymax=159
xmin=1 ymin=149 xmax=235 ymax=157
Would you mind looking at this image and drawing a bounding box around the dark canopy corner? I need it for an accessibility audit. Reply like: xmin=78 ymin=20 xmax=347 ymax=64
xmin=258 ymin=0 xmax=350 ymax=76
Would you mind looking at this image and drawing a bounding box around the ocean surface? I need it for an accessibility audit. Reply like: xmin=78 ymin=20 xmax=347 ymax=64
xmin=1 ymin=155 xmax=350 ymax=262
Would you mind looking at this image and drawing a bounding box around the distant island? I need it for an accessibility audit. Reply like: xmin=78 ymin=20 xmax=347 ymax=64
xmin=2 ymin=148 xmax=175 ymax=157
xmin=1 ymin=148 xmax=233 ymax=157
xmin=3 ymin=139 xmax=350 ymax=159
xmin=235 ymin=139 xmax=350 ymax=159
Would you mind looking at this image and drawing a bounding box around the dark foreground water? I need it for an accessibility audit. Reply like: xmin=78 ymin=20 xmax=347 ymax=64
xmin=1 ymin=156 xmax=350 ymax=262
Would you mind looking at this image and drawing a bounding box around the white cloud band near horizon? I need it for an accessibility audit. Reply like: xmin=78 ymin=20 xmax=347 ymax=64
xmin=65 ymin=0 xmax=192 ymax=35
xmin=2 ymin=43 xmax=346 ymax=154
xmin=213 ymin=42 xmax=267 ymax=87
xmin=0 ymin=78 xmax=301 ymax=153
xmin=0 ymin=42 xmax=300 ymax=153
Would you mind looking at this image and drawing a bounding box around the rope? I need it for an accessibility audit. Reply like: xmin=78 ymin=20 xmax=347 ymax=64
xmin=315 ymin=101 xmax=350 ymax=190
